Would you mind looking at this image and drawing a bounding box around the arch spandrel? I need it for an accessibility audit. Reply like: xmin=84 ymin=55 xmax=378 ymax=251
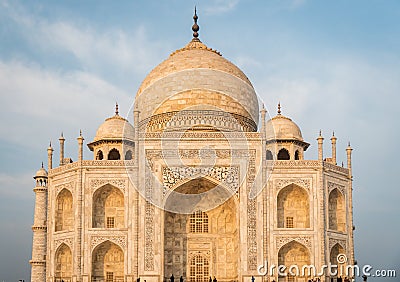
xmin=90 ymin=237 xmax=127 ymax=252
xmin=162 ymin=166 xmax=240 ymax=198
xmin=90 ymin=179 xmax=127 ymax=194
xmin=275 ymin=178 xmax=312 ymax=193
xmin=163 ymin=177 xmax=239 ymax=214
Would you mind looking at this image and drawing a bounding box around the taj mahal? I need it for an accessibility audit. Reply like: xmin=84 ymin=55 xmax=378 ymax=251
xmin=30 ymin=10 xmax=355 ymax=282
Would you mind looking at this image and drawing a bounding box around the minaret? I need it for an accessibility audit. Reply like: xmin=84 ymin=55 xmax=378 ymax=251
xmin=30 ymin=163 xmax=48 ymax=282
xmin=47 ymin=142 xmax=53 ymax=169
xmin=77 ymin=130 xmax=84 ymax=161
xmin=260 ymin=104 xmax=267 ymax=140
xmin=59 ymin=133 xmax=65 ymax=166
xmin=317 ymin=130 xmax=324 ymax=161
xmin=331 ymin=132 xmax=337 ymax=165
xmin=346 ymin=142 xmax=353 ymax=178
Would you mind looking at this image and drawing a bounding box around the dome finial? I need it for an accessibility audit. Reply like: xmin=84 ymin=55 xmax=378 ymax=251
xmin=192 ymin=6 xmax=200 ymax=39
xmin=277 ymin=102 xmax=281 ymax=115
xmin=115 ymin=102 xmax=119 ymax=116
xmin=41 ymin=161 xmax=44 ymax=168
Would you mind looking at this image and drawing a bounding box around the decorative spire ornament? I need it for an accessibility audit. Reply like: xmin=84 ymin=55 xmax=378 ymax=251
xmin=115 ymin=102 xmax=119 ymax=115
xmin=192 ymin=6 xmax=199 ymax=39
xmin=277 ymin=102 xmax=281 ymax=115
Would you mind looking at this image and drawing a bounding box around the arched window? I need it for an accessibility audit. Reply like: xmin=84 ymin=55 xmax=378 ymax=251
xmin=92 ymin=241 xmax=124 ymax=282
xmin=330 ymin=243 xmax=346 ymax=267
xmin=295 ymin=150 xmax=300 ymax=160
xmin=55 ymin=189 xmax=73 ymax=232
xmin=189 ymin=211 xmax=208 ymax=233
xmin=108 ymin=149 xmax=120 ymax=160
xmin=266 ymin=150 xmax=273 ymax=160
xmin=96 ymin=150 xmax=104 ymax=160
xmin=125 ymin=150 xmax=132 ymax=160
xmin=189 ymin=254 xmax=209 ymax=282
xmin=329 ymin=189 xmax=346 ymax=232
xmin=93 ymin=185 xmax=124 ymax=228
xmin=55 ymin=244 xmax=72 ymax=281
xmin=278 ymin=241 xmax=310 ymax=281
xmin=277 ymin=184 xmax=310 ymax=228
xmin=277 ymin=148 xmax=290 ymax=160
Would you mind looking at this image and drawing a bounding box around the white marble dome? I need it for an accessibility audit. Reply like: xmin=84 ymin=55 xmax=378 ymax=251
xmin=266 ymin=113 xmax=303 ymax=141
xmin=94 ymin=112 xmax=134 ymax=142
xmin=34 ymin=166 xmax=48 ymax=178
xmin=134 ymin=38 xmax=259 ymax=132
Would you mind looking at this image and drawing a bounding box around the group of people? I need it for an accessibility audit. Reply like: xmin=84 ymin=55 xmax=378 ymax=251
xmin=164 ymin=275 xmax=218 ymax=282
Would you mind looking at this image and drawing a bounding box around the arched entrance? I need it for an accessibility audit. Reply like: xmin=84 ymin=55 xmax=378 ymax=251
xmin=277 ymin=184 xmax=310 ymax=228
xmin=328 ymin=189 xmax=346 ymax=232
xmin=55 ymin=189 xmax=73 ymax=232
xmin=163 ymin=178 xmax=239 ymax=282
xmin=278 ymin=241 xmax=310 ymax=282
xmin=92 ymin=241 xmax=124 ymax=282
xmin=55 ymin=243 xmax=72 ymax=282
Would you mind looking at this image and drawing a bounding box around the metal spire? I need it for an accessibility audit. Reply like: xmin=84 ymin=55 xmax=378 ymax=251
xmin=115 ymin=102 xmax=119 ymax=115
xmin=277 ymin=102 xmax=281 ymax=115
xmin=192 ymin=6 xmax=199 ymax=39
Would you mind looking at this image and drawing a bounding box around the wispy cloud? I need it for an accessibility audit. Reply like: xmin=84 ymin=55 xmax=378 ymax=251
xmin=204 ymin=0 xmax=239 ymax=15
xmin=1 ymin=1 xmax=168 ymax=85
xmin=0 ymin=60 xmax=131 ymax=148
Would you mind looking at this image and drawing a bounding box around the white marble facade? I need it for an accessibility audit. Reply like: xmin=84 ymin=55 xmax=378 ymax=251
xmin=30 ymin=17 xmax=355 ymax=282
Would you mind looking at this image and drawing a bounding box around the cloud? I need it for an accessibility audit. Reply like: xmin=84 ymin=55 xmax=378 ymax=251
xmin=0 ymin=60 xmax=131 ymax=149
xmin=204 ymin=0 xmax=239 ymax=15
xmin=1 ymin=1 xmax=168 ymax=86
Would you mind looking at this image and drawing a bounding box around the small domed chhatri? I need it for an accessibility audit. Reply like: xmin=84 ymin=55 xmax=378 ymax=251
xmin=87 ymin=104 xmax=135 ymax=161
xmin=265 ymin=103 xmax=310 ymax=160
xmin=92 ymin=104 xmax=134 ymax=142
xmin=34 ymin=163 xmax=48 ymax=178
xmin=135 ymin=9 xmax=259 ymax=132
xmin=266 ymin=103 xmax=304 ymax=141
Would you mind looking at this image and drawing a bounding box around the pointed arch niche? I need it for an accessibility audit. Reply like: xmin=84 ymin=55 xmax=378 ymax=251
xmin=328 ymin=188 xmax=346 ymax=232
xmin=92 ymin=184 xmax=125 ymax=228
xmin=278 ymin=241 xmax=310 ymax=282
xmin=55 ymin=189 xmax=73 ymax=232
xmin=163 ymin=178 xmax=239 ymax=282
xmin=55 ymin=243 xmax=72 ymax=280
xmin=92 ymin=241 xmax=124 ymax=281
xmin=277 ymin=184 xmax=310 ymax=228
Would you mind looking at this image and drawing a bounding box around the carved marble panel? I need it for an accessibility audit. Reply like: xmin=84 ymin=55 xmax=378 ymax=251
xmin=90 ymin=235 xmax=127 ymax=250
xmin=55 ymin=182 xmax=73 ymax=196
xmin=276 ymin=236 xmax=312 ymax=251
xmin=275 ymin=178 xmax=311 ymax=192
xmin=328 ymin=181 xmax=345 ymax=196
xmin=90 ymin=178 xmax=127 ymax=193
xmin=329 ymin=238 xmax=347 ymax=250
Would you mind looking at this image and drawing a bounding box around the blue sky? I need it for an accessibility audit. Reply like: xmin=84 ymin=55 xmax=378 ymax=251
xmin=0 ymin=0 xmax=399 ymax=281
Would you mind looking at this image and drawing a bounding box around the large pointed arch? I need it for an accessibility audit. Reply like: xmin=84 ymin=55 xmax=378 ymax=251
xmin=55 ymin=189 xmax=73 ymax=232
xmin=163 ymin=177 xmax=239 ymax=282
xmin=277 ymin=184 xmax=310 ymax=228
xmin=329 ymin=188 xmax=346 ymax=232
xmin=55 ymin=243 xmax=72 ymax=280
xmin=92 ymin=184 xmax=125 ymax=228
xmin=278 ymin=241 xmax=311 ymax=282
xmin=92 ymin=241 xmax=124 ymax=282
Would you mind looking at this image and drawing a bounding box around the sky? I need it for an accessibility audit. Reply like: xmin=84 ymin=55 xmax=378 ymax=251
xmin=0 ymin=0 xmax=399 ymax=281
